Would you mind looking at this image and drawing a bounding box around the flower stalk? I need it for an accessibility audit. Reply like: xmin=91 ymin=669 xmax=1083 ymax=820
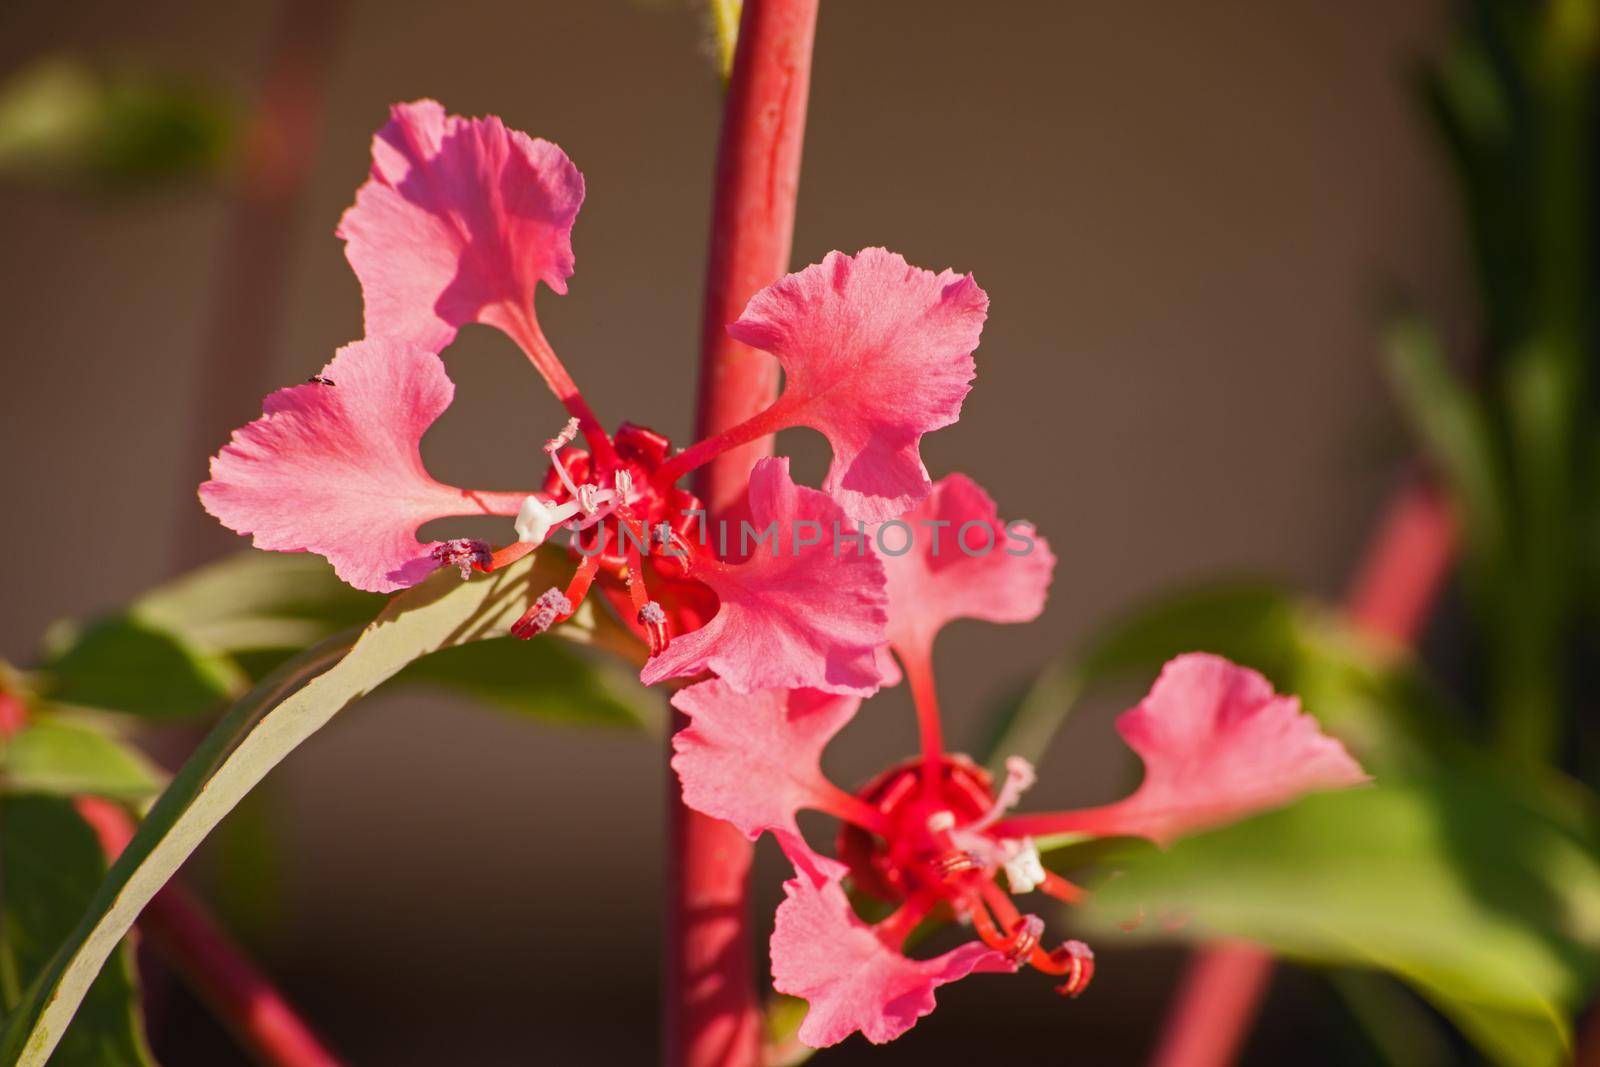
xmin=668 ymin=2 xmax=819 ymax=1065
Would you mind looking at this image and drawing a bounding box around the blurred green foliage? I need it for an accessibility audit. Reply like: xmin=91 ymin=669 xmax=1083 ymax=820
xmin=1391 ymin=0 xmax=1598 ymax=767
xmin=994 ymin=2 xmax=1600 ymax=1062
xmin=0 ymin=57 xmax=238 ymax=189
xmin=0 ymin=797 xmax=154 ymax=1067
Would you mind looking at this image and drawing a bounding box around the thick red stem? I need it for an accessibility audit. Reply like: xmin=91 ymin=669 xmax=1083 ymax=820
xmin=74 ymin=797 xmax=342 ymax=1067
xmin=667 ymin=4 xmax=818 ymax=1067
xmin=1147 ymin=477 xmax=1457 ymax=1067
xmin=686 ymin=0 xmax=817 ymax=521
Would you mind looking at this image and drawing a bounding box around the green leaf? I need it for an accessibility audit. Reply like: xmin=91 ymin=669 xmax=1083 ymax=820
xmin=707 ymin=0 xmax=743 ymax=78
xmin=400 ymin=637 xmax=660 ymax=732
xmin=127 ymin=552 xmax=380 ymax=656
xmin=1087 ymin=775 xmax=1600 ymax=1067
xmin=0 ymin=548 xmax=623 ymax=1065
xmin=1383 ymin=313 xmax=1507 ymax=569
xmin=0 ymin=797 xmax=154 ymax=1066
xmin=41 ymin=616 xmax=245 ymax=719
xmin=35 ymin=553 xmax=658 ymax=731
xmin=1 ymin=719 xmax=162 ymax=800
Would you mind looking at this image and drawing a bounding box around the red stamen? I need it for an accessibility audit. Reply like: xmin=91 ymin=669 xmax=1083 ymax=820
xmin=1039 ymin=869 xmax=1088 ymax=905
xmin=482 ymin=540 xmax=538 ymax=572
xmin=511 ymin=552 xmax=599 ymax=639
xmin=617 ymin=505 xmax=671 ymax=655
xmin=874 ymin=892 xmax=937 ymax=951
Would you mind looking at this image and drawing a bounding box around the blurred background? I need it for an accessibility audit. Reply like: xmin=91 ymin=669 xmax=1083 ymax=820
xmin=0 ymin=0 xmax=1563 ymax=1064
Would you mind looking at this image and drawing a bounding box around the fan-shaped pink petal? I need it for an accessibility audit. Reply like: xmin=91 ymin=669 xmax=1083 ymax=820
xmin=728 ymin=248 xmax=985 ymax=522
xmin=771 ymin=863 xmax=1013 ymax=1047
xmin=337 ymin=99 xmax=584 ymax=350
xmin=880 ymin=473 xmax=1054 ymax=660
xmin=671 ymin=681 xmax=859 ymax=884
xmin=199 ymin=340 xmax=522 ymax=593
xmin=641 ymin=458 xmax=889 ymax=695
xmin=995 ymin=653 xmax=1368 ymax=845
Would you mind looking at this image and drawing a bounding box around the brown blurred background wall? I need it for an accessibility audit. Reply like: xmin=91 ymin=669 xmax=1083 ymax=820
xmin=0 ymin=1 xmax=1469 ymax=1063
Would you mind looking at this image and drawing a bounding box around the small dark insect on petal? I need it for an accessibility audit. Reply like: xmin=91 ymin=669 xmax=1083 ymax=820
xmin=308 ymin=375 xmax=336 ymax=386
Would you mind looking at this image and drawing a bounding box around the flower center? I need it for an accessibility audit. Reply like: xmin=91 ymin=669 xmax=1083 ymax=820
xmin=836 ymin=753 xmax=1097 ymax=997
xmin=511 ymin=420 xmax=713 ymax=654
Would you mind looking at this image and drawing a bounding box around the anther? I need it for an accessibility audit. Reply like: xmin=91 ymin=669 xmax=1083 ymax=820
xmin=511 ymin=587 xmax=573 ymax=639
xmin=1005 ymin=915 xmax=1045 ymax=964
xmin=576 ymin=483 xmax=600 ymax=516
xmin=613 ymin=468 xmax=633 ymax=499
xmin=1050 ymin=941 xmax=1095 ymax=998
xmin=544 ymin=417 xmax=580 ymax=454
xmin=930 ymin=850 xmax=980 ymax=880
xmin=637 ymin=600 xmax=670 ymax=655
xmin=967 ymin=755 xmax=1037 ymax=832
xmin=431 ymin=538 xmax=491 ymax=579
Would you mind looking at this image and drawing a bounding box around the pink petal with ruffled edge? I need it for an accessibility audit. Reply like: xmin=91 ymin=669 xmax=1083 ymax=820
xmin=671 ymin=681 xmax=860 ymax=884
xmin=771 ymin=857 xmax=1013 ymax=1048
xmin=881 ymin=473 xmax=1055 ymax=661
xmin=641 ymin=457 xmax=888 ymax=696
xmin=995 ymin=653 xmax=1368 ymax=845
xmin=337 ymin=99 xmax=583 ymax=350
xmin=199 ymin=340 xmax=524 ymax=593
xmin=729 ymin=248 xmax=986 ymax=522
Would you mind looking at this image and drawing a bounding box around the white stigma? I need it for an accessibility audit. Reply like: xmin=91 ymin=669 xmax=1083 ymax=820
xmin=1001 ymin=838 xmax=1047 ymax=894
xmin=515 ymin=496 xmax=576 ymax=544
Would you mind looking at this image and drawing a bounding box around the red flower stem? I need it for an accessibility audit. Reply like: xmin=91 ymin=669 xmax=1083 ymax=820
xmin=73 ymin=797 xmax=342 ymax=1067
xmin=1147 ymin=477 xmax=1457 ymax=1067
xmin=668 ymin=4 xmax=819 ymax=1066
xmin=684 ymin=0 xmax=818 ymax=522
xmin=900 ymin=648 xmax=948 ymax=798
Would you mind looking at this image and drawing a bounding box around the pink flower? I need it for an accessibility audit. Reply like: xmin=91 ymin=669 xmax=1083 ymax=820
xmin=669 ymin=478 xmax=1366 ymax=1047
xmin=199 ymin=340 xmax=522 ymax=593
xmin=770 ymin=867 xmax=1015 ymax=1047
xmin=208 ymin=101 xmax=1006 ymax=694
xmin=337 ymin=99 xmax=583 ymax=356
xmin=640 ymin=458 xmax=887 ymax=696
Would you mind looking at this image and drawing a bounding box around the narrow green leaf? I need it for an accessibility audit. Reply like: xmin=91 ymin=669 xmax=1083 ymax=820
xmin=0 ymin=549 xmax=617 ymax=1065
xmin=1383 ymin=313 xmax=1508 ymax=567
xmin=1 ymin=720 xmax=161 ymax=800
xmin=1088 ymin=777 xmax=1600 ymax=1067
xmin=0 ymin=797 xmax=154 ymax=1067
xmin=708 ymin=0 xmax=743 ymax=78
